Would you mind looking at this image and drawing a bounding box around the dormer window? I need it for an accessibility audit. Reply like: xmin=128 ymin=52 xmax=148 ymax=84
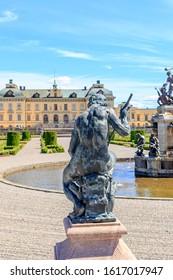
xmin=96 ymin=89 xmax=104 ymax=95
xmin=69 ymin=92 xmax=77 ymax=98
xmin=32 ymin=92 xmax=40 ymax=98
xmin=4 ymin=90 xmax=15 ymax=97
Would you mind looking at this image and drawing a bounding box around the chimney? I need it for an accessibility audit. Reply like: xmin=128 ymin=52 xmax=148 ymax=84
xmin=9 ymin=79 xmax=13 ymax=84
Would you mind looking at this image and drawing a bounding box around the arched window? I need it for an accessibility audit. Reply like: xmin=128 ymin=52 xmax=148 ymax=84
xmin=63 ymin=114 xmax=69 ymax=124
xmin=43 ymin=114 xmax=49 ymax=124
xmin=54 ymin=114 xmax=59 ymax=123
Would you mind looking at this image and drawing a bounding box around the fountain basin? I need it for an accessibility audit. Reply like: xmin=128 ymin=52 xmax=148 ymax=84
xmin=1 ymin=161 xmax=173 ymax=199
xmin=135 ymin=156 xmax=173 ymax=177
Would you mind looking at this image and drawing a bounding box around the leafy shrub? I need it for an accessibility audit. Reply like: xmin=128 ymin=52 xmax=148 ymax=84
xmin=9 ymin=145 xmax=21 ymax=155
xmin=0 ymin=150 xmax=9 ymax=155
xmin=42 ymin=131 xmax=46 ymax=139
xmin=130 ymin=143 xmax=136 ymax=147
xmin=7 ymin=131 xmax=20 ymax=147
xmin=41 ymin=147 xmax=48 ymax=153
xmin=20 ymin=141 xmax=28 ymax=144
xmin=143 ymin=144 xmax=149 ymax=150
xmin=46 ymin=145 xmax=57 ymax=149
xmin=22 ymin=130 xmax=31 ymax=141
xmin=40 ymin=131 xmax=64 ymax=153
xmin=4 ymin=146 xmax=14 ymax=150
xmin=54 ymin=145 xmax=65 ymax=152
xmin=45 ymin=131 xmax=57 ymax=146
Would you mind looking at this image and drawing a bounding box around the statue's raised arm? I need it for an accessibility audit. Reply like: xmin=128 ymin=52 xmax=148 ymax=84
xmin=120 ymin=93 xmax=133 ymax=120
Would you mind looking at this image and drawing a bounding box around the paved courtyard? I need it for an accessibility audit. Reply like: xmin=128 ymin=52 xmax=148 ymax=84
xmin=0 ymin=137 xmax=173 ymax=260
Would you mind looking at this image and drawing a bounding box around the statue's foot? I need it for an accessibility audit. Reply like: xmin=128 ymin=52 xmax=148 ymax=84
xmin=68 ymin=182 xmax=82 ymax=200
xmin=69 ymin=204 xmax=85 ymax=219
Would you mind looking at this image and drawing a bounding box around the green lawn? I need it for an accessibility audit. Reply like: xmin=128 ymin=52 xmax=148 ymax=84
xmin=110 ymin=132 xmax=150 ymax=150
xmin=0 ymin=140 xmax=6 ymax=152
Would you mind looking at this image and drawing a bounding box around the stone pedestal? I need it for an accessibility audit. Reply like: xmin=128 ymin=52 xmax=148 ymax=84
xmin=54 ymin=218 xmax=136 ymax=260
xmin=152 ymin=105 xmax=173 ymax=154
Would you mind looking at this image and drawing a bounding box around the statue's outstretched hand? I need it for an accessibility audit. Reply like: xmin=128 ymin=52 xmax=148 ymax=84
xmin=120 ymin=105 xmax=130 ymax=120
xmin=120 ymin=93 xmax=133 ymax=121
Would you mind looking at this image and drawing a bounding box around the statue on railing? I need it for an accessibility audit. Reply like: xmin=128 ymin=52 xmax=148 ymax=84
xmin=155 ymin=86 xmax=172 ymax=106
xmin=149 ymin=133 xmax=160 ymax=157
xmin=155 ymin=68 xmax=173 ymax=106
xmin=164 ymin=68 xmax=173 ymax=99
xmin=156 ymin=68 xmax=173 ymax=106
xmin=63 ymin=93 xmax=131 ymax=223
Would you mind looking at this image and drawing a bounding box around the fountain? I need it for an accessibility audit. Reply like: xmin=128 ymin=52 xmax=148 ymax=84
xmin=4 ymin=161 xmax=173 ymax=198
xmin=135 ymin=68 xmax=173 ymax=177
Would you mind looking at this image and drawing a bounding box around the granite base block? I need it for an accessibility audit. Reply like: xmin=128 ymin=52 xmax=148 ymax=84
xmin=54 ymin=218 xmax=136 ymax=260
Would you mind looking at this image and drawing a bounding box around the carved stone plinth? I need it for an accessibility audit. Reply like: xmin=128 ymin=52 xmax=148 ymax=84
xmin=68 ymin=173 xmax=116 ymax=224
xmin=54 ymin=218 xmax=136 ymax=260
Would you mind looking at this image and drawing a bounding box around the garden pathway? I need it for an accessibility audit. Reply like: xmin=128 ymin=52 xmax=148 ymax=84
xmin=0 ymin=137 xmax=172 ymax=260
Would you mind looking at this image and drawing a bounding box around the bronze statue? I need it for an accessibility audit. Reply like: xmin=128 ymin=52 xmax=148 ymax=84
xmin=155 ymin=86 xmax=172 ymax=106
xmin=149 ymin=133 xmax=160 ymax=157
xmin=136 ymin=133 xmax=145 ymax=156
xmin=165 ymin=71 xmax=173 ymax=98
xmin=63 ymin=93 xmax=131 ymax=223
xmin=155 ymin=68 xmax=173 ymax=106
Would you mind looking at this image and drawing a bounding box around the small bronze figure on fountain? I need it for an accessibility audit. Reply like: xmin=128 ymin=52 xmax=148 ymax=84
xmin=136 ymin=133 xmax=145 ymax=156
xmin=149 ymin=133 xmax=160 ymax=157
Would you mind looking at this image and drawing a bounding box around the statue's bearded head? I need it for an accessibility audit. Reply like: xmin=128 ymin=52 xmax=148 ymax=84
xmin=88 ymin=93 xmax=107 ymax=108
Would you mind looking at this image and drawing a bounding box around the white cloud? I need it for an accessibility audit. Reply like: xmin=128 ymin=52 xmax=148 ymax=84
xmin=105 ymin=65 xmax=112 ymax=70
xmin=0 ymin=72 xmax=52 ymax=89
xmin=57 ymin=76 xmax=72 ymax=85
xmin=0 ymin=11 xmax=18 ymax=23
xmin=109 ymin=53 xmax=170 ymax=66
xmin=55 ymin=49 xmax=95 ymax=60
xmin=112 ymin=42 xmax=158 ymax=54
xmin=19 ymin=40 xmax=40 ymax=48
xmin=48 ymin=76 xmax=72 ymax=86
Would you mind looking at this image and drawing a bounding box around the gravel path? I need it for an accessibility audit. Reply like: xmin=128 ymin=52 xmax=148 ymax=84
xmin=0 ymin=137 xmax=173 ymax=260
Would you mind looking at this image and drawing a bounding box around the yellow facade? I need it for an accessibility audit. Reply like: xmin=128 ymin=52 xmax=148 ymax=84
xmin=0 ymin=79 xmax=157 ymax=130
xmin=0 ymin=79 xmax=114 ymax=129
xmin=114 ymin=103 xmax=157 ymax=129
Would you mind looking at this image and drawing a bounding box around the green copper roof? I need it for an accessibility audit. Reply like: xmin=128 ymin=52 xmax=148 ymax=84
xmin=0 ymin=81 xmax=114 ymax=99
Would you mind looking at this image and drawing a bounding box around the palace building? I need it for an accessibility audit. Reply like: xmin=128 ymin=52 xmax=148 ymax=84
xmin=0 ymin=79 xmax=114 ymax=130
xmin=0 ymin=79 xmax=157 ymax=131
xmin=115 ymin=103 xmax=157 ymax=130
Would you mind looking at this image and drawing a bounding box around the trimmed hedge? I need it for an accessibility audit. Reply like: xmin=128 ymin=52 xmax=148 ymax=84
xmin=22 ymin=130 xmax=31 ymax=141
xmin=4 ymin=146 xmax=14 ymax=150
xmin=0 ymin=144 xmax=23 ymax=155
xmin=40 ymin=133 xmax=65 ymax=153
xmin=45 ymin=131 xmax=57 ymax=146
xmin=41 ymin=147 xmax=48 ymax=153
xmin=7 ymin=131 xmax=20 ymax=147
xmin=42 ymin=131 xmax=46 ymax=139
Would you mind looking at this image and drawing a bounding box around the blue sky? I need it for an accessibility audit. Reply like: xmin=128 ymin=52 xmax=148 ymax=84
xmin=1 ymin=0 xmax=173 ymax=108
